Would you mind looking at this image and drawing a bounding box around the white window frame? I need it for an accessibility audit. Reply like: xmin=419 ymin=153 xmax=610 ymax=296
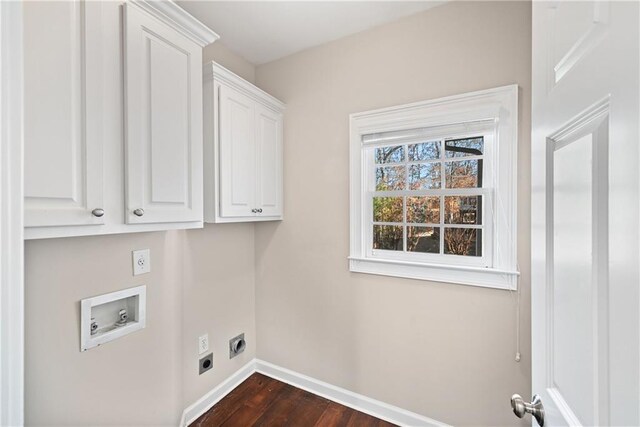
xmin=365 ymin=127 xmax=494 ymax=268
xmin=349 ymin=85 xmax=519 ymax=290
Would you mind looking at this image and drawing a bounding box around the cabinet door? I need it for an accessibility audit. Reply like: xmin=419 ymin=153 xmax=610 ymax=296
xmin=255 ymin=104 xmax=283 ymax=218
xmin=24 ymin=1 xmax=104 ymax=227
xmin=218 ymin=85 xmax=256 ymax=218
xmin=123 ymin=3 xmax=203 ymax=224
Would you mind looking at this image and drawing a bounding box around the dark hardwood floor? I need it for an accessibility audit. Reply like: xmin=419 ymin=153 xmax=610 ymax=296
xmin=190 ymin=373 xmax=398 ymax=427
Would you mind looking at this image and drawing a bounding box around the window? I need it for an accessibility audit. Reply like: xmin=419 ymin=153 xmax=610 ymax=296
xmin=349 ymin=86 xmax=519 ymax=289
xmin=370 ymin=135 xmax=489 ymax=263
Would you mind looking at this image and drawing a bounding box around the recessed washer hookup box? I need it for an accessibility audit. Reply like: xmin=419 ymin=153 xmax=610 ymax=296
xmin=80 ymin=285 xmax=146 ymax=351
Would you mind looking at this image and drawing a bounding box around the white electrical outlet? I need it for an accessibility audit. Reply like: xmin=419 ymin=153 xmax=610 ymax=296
xmin=198 ymin=334 xmax=209 ymax=355
xmin=132 ymin=249 xmax=151 ymax=276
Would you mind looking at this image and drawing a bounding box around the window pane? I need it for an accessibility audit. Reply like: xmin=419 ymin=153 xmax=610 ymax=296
xmin=445 ymin=159 xmax=481 ymax=188
xmin=444 ymin=228 xmax=482 ymax=256
xmin=408 ymin=227 xmax=440 ymax=253
xmin=373 ymin=197 xmax=403 ymax=223
xmin=408 ymin=163 xmax=441 ymax=190
xmin=376 ymin=166 xmax=405 ymax=191
xmin=375 ymin=145 xmax=404 ymax=164
xmin=445 ymin=196 xmax=482 ymax=225
xmin=445 ymin=137 xmax=483 ymax=158
xmin=408 ymin=141 xmax=441 ymax=161
xmin=373 ymin=225 xmax=403 ymax=251
xmin=407 ymin=196 xmax=440 ymax=224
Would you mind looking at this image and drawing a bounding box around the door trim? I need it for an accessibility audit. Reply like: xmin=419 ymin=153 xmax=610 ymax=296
xmin=0 ymin=1 xmax=24 ymax=424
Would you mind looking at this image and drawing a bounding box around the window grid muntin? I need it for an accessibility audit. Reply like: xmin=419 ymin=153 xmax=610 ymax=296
xmin=370 ymin=134 xmax=488 ymax=262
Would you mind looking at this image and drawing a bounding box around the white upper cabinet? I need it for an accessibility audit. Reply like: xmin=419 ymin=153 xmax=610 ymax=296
xmin=204 ymin=62 xmax=285 ymax=223
xmin=23 ymin=1 xmax=218 ymax=239
xmin=218 ymin=84 xmax=256 ymax=218
xmin=24 ymin=1 xmax=104 ymax=227
xmin=255 ymin=104 xmax=283 ymax=217
xmin=123 ymin=3 xmax=203 ymax=224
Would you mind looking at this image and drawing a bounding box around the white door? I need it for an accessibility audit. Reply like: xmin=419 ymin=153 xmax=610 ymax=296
xmin=255 ymin=104 xmax=283 ymax=218
xmin=530 ymin=2 xmax=639 ymax=426
xmin=219 ymin=84 xmax=256 ymax=218
xmin=123 ymin=3 xmax=203 ymax=224
xmin=23 ymin=0 xmax=104 ymax=227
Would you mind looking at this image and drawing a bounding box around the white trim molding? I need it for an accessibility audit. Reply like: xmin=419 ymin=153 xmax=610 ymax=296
xmin=128 ymin=0 xmax=219 ymax=47
xmin=255 ymin=360 xmax=449 ymax=427
xmin=349 ymin=85 xmax=519 ymax=290
xmin=205 ymin=61 xmax=286 ymax=112
xmin=181 ymin=359 xmax=449 ymax=427
xmin=0 ymin=1 xmax=24 ymax=425
xmin=180 ymin=360 xmax=257 ymax=427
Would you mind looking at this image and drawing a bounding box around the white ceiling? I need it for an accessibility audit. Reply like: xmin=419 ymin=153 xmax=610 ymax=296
xmin=178 ymin=1 xmax=445 ymax=65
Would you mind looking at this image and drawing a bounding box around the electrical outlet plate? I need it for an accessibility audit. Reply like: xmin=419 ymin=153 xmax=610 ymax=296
xmin=199 ymin=353 xmax=213 ymax=375
xmin=132 ymin=249 xmax=151 ymax=276
xmin=198 ymin=334 xmax=209 ymax=355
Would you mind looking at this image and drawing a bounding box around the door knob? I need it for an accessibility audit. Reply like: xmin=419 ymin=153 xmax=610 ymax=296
xmin=133 ymin=208 xmax=144 ymax=217
xmin=91 ymin=208 xmax=104 ymax=217
xmin=511 ymin=394 xmax=544 ymax=426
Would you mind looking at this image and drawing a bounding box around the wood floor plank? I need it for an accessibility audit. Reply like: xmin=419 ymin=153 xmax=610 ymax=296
xmin=283 ymin=389 xmax=331 ymax=426
xmin=313 ymin=401 xmax=354 ymax=426
xmin=253 ymin=385 xmax=301 ymax=425
xmin=346 ymin=410 xmax=395 ymax=427
xmin=219 ymin=378 xmax=287 ymax=427
xmin=191 ymin=374 xmax=275 ymax=427
xmin=189 ymin=373 xmax=398 ymax=427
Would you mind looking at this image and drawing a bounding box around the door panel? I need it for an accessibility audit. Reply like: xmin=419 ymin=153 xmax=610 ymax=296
xmin=532 ymin=2 xmax=638 ymax=426
xmin=124 ymin=3 xmax=202 ymax=224
xmin=549 ymin=116 xmax=610 ymax=426
xmin=552 ymin=136 xmax=594 ymax=425
xmin=255 ymin=105 xmax=283 ymax=217
xmin=24 ymin=0 xmax=103 ymax=227
xmin=219 ymin=85 xmax=255 ymax=217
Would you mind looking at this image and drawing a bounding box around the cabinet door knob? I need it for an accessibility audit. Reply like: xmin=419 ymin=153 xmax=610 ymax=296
xmin=251 ymin=208 xmax=257 ymax=213
xmin=91 ymin=208 xmax=105 ymax=217
xmin=133 ymin=208 xmax=144 ymax=217
xmin=257 ymin=208 xmax=263 ymax=213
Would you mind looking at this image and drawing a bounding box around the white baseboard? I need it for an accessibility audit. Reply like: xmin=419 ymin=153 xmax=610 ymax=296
xmin=181 ymin=358 xmax=448 ymax=427
xmin=255 ymin=359 xmax=449 ymax=427
xmin=180 ymin=359 xmax=256 ymax=427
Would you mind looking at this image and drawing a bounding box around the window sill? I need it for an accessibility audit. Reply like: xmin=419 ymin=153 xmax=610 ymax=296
xmin=348 ymin=256 xmax=518 ymax=290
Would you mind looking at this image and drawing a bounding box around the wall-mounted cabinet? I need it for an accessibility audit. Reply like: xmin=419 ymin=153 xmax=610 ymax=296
xmin=123 ymin=3 xmax=203 ymax=225
xmin=23 ymin=1 xmax=218 ymax=239
xmin=204 ymin=62 xmax=285 ymax=223
xmin=24 ymin=1 xmax=104 ymax=228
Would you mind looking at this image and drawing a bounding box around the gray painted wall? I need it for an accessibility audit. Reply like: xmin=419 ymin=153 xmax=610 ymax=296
xmin=24 ymin=2 xmax=532 ymax=425
xmin=254 ymin=2 xmax=532 ymax=425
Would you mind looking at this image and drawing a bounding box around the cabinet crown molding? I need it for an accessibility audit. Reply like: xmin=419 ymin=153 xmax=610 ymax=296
xmin=205 ymin=61 xmax=285 ymax=112
xmin=128 ymin=0 xmax=219 ymax=47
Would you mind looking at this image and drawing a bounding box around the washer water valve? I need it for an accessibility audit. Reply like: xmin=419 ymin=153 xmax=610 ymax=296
xmin=115 ymin=309 xmax=128 ymax=327
xmin=90 ymin=318 xmax=98 ymax=335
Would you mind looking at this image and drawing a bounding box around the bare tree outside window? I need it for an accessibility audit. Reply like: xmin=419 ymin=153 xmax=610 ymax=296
xmin=371 ymin=136 xmax=483 ymax=257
